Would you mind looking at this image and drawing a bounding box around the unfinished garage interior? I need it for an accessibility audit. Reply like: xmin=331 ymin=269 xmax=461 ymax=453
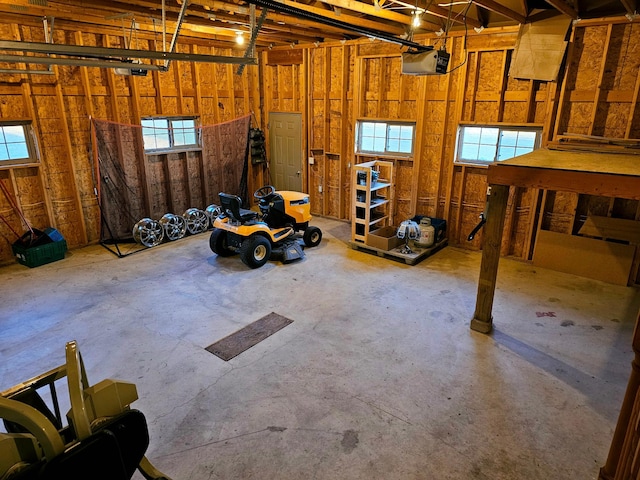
xmin=1 ymin=0 xmax=640 ymax=478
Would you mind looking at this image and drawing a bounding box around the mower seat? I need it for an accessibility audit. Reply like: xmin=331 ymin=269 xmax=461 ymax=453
xmin=219 ymin=193 xmax=258 ymax=224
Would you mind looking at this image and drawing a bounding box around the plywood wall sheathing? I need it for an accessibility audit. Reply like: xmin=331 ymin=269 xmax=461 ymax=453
xmin=0 ymin=19 xmax=261 ymax=265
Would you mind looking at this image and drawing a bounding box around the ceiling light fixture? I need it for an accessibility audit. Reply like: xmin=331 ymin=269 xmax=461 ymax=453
xmin=412 ymin=10 xmax=421 ymax=28
xmin=235 ymin=31 xmax=245 ymax=45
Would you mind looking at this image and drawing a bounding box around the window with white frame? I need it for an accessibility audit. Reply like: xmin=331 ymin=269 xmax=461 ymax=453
xmin=355 ymin=120 xmax=415 ymax=156
xmin=0 ymin=122 xmax=39 ymax=166
xmin=455 ymin=125 xmax=542 ymax=164
xmin=141 ymin=116 xmax=199 ymax=152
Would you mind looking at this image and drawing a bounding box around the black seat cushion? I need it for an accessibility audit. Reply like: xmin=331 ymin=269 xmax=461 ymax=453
xmin=219 ymin=193 xmax=257 ymax=223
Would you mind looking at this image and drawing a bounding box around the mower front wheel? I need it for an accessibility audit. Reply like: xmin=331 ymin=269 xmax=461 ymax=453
xmin=240 ymin=235 xmax=272 ymax=269
xmin=303 ymin=226 xmax=322 ymax=247
xmin=210 ymin=229 xmax=235 ymax=256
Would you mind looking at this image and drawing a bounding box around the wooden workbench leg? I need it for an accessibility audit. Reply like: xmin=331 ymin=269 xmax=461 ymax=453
xmin=470 ymin=184 xmax=509 ymax=334
xmin=599 ymin=310 xmax=640 ymax=480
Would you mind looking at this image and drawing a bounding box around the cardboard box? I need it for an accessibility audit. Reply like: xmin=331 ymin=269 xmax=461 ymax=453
xmin=367 ymin=226 xmax=402 ymax=251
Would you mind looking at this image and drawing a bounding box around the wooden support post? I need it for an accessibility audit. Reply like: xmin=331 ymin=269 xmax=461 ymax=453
xmin=496 ymin=49 xmax=509 ymax=123
xmin=470 ymin=183 xmax=510 ymax=334
xmin=454 ymin=165 xmax=467 ymax=243
xmin=302 ymin=48 xmax=310 ymax=193
xmin=552 ymin=25 xmax=577 ymax=142
xmin=339 ymin=45 xmax=349 ymax=217
xmin=323 ymin=47 xmax=331 ymax=216
xmin=469 ymin=52 xmax=481 ymax=121
xmin=52 ymin=64 xmax=89 ymax=244
xmin=410 ymin=67 xmax=426 ymax=215
xmin=525 ymin=80 xmax=536 ymax=123
xmin=625 ymin=53 xmax=640 ymax=139
xmin=127 ymin=60 xmax=153 ymax=219
xmin=190 ymin=45 xmax=209 ymax=205
xmin=599 ymin=309 xmax=640 ymax=480
xmin=174 ymin=57 xmax=184 ymax=115
xmin=588 ymin=23 xmax=613 ymax=136
xmin=435 ymin=36 xmax=459 ymax=217
xmin=443 ymin=45 xmax=471 ymax=222
xmin=211 ymin=53 xmax=222 ymax=125
xmin=12 ymin=25 xmax=55 ymax=229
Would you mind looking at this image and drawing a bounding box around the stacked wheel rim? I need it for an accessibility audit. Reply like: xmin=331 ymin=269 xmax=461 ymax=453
xmin=159 ymin=213 xmax=187 ymax=241
xmin=205 ymin=204 xmax=221 ymax=225
xmin=132 ymin=218 xmax=164 ymax=247
xmin=184 ymin=208 xmax=209 ymax=234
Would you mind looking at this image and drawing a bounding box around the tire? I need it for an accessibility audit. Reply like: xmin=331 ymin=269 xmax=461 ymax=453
xmin=303 ymin=226 xmax=322 ymax=247
xmin=209 ymin=229 xmax=235 ymax=256
xmin=240 ymin=235 xmax=272 ymax=269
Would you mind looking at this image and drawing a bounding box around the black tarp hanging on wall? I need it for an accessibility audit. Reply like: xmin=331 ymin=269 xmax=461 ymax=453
xmin=92 ymin=114 xmax=251 ymax=248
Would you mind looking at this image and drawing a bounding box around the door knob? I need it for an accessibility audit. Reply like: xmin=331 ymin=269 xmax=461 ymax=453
xmin=296 ymin=170 xmax=301 ymax=176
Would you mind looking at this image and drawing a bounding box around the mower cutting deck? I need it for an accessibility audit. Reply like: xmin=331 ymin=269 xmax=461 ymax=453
xmin=209 ymin=186 xmax=322 ymax=269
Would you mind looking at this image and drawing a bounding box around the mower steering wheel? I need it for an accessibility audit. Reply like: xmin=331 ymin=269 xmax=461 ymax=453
xmin=254 ymin=185 xmax=276 ymax=201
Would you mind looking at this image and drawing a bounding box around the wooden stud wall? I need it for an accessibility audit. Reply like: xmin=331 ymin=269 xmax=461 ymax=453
xmin=262 ymin=18 xmax=640 ymax=282
xmin=0 ymin=20 xmax=262 ymax=265
xmin=2 ymin=17 xmax=640 ymax=272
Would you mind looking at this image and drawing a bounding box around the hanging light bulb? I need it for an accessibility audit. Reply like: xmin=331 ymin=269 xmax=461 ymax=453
xmin=235 ymin=31 xmax=245 ymax=45
xmin=412 ymin=10 xmax=421 ymax=28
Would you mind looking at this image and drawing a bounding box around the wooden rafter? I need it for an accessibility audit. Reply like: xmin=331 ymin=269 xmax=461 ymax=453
xmin=382 ymin=0 xmax=483 ymax=27
xmin=544 ymin=0 xmax=579 ymax=19
xmin=619 ymin=0 xmax=638 ymax=14
xmin=246 ymin=0 xmax=408 ymax=34
xmin=471 ymin=0 xmax=526 ymax=23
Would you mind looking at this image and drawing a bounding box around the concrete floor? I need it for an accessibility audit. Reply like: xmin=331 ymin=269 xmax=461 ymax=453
xmin=1 ymin=216 xmax=639 ymax=479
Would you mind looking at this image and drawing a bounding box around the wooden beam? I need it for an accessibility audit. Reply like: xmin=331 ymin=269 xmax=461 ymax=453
xmin=626 ymin=45 xmax=640 ymax=139
xmin=323 ymin=48 xmax=331 ymax=216
xmin=619 ymin=0 xmax=638 ymax=15
xmin=496 ymin=49 xmax=509 ymax=122
xmin=12 ymin=28 xmax=56 ymax=231
xmin=313 ymin=0 xmax=416 ymax=25
xmin=472 ymin=0 xmax=526 ymax=23
xmin=435 ymin=35 xmax=460 ymax=217
xmin=588 ymin=23 xmax=613 ymax=135
xmin=209 ymin=0 xmax=407 ymax=35
xmin=470 ymin=183 xmax=510 ymax=333
xmin=339 ymin=44 xmax=349 ymax=217
xmin=543 ymin=0 xmax=579 ymax=19
xmin=551 ymin=24 xmax=576 ymax=141
xmin=599 ymin=308 xmax=640 ymax=479
xmin=377 ymin=0 xmax=482 ymax=27
xmin=488 ymin=164 xmax=640 ymax=200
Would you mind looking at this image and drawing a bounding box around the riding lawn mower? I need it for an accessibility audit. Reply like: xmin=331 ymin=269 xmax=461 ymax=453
xmin=209 ymin=186 xmax=322 ymax=269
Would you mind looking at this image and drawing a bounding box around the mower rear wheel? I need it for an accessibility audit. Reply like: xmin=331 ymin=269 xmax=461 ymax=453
xmin=210 ymin=229 xmax=235 ymax=256
xmin=303 ymin=226 xmax=322 ymax=247
xmin=240 ymin=235 xmax=272 ymax=269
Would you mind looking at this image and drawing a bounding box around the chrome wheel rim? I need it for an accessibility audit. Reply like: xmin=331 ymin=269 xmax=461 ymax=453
xmin=184 ymin=208 xmax=209 ymax=234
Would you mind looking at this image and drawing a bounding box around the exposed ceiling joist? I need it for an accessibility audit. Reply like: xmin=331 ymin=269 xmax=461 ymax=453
xmin=375 ymin=0 xmax=483 ymax=27
xmin=267 ymin=0 xmax=414 ymax=34
xmin=471 ymin=0 xmax=526 ymax=22
xmin=0 ymin=0 xmax=636 ymax=53
xmin=0 ymin=40 xmax=256 ymax=68
xmin=246 ymin=0 xmax=433 ymax=49
xmin=619 ymin=0 xmax=638 ymax=14
xmin=543 ymin=0 xmax=579 ymax=18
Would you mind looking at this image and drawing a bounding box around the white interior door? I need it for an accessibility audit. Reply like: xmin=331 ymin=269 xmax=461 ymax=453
xmin=269 ymin=112 xmax=302 ymax=192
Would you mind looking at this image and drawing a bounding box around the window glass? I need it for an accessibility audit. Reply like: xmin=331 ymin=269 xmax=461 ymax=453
xmin=141 ymin=117 xmax=198 ymax=152
xmin=456 ymin=125 xmax=541 ymax=164
xmin=356 ymin=120 xmax=415 ymax=156
xmin=0 ymin=124 xmax=37 ymax=164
